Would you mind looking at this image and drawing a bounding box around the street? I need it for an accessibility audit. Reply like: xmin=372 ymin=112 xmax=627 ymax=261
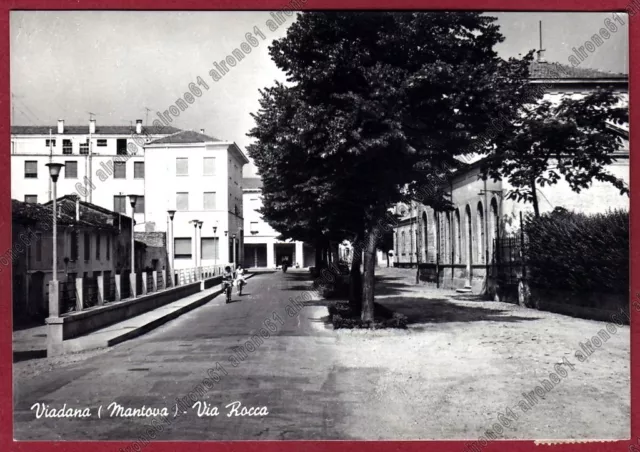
xmin=13 ymin=269 xmax=630 ymax=440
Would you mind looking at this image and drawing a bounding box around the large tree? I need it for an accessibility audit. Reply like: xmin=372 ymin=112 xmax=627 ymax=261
xmin=251 ymin=12 xmax=533 ymax=321
xmin=484 ymin=88 xmax=629 ymax=216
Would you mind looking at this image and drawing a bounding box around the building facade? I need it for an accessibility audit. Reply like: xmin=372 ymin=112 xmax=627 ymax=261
xmin=11 ymin=196 xmax=133 ymax=323
xmin=11 ymin=119 xmax=180 ymax=231
xmin=392 ymin=60 xmax=629 ymax=294
xmin=242 ymin=178 xmax=314 ymax=269
xmin=144 ymin=131 xmax=249 ymax=270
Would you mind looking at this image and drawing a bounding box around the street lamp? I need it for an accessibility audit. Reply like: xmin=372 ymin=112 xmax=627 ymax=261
xmin=232 ymin=233 xmax=237 ymax=266
xmin=212 ymin=224 xmax=218 ymax=270
xmin=167 ymin=209 xmax=176 ymax=286
xmin=128 ymin=194 xmax=139 ymax=298
xmin=45 ymin=163 xmax=64 ymax=284
xmin=191 ymin=219 xmax=200 ymax=278
xmin=197 ymin=220 xmax=203 ymax=278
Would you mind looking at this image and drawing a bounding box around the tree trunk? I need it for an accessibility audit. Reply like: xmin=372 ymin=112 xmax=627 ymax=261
xmin=530 ymin=177 xmax=540 ymax=218
xmin=362 ymin=223 xmax=380 ymax=323
xmin=349 ymin=239 xmax=363 ymax=315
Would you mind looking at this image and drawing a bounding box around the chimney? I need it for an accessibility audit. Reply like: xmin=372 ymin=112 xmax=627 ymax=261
xmin=136 ymin=119 xmax=143 ymax=134
xmin=200 ymin=129 xmax=205 ymax=134
xmin=537 ymin=49 xmax=546 ymax=63
xmin=89 ymin=118 xmax=96 ymax=134
xmin=57 ymin=119 xmax=64 ymax=134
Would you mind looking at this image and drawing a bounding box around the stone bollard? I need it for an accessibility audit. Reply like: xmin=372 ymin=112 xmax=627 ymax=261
xmin=141 ymin=272 xmax=148 ymax=296
xmin=130 ymin=273 xmax=137 ymax=299
xmin=152 ymin=271 xmax=158 ymax=292
xmin=115 ymin=274 xmax=121 ymax=301
xmin=75 ymin=277 xmax=84 ymax=312
xmin=46 ymin=280 xmax=64 ymax=357
xmin=97 ymin=275 xmax=105 ymax=306
xmin=161 ymin=270 xmax=166 ymax=290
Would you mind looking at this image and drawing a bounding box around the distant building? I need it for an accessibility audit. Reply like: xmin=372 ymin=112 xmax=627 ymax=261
xmin=11 ymin=195 xmax=133 ymax=323
xmin=11 ymin=119 xmax=180 ymax=231
xmin=392 ymin=60 xmax=629 ymax=294
xmin=242 ymin=177 xmax=314 ymax=268
xmin=144 ymin=130 xmax=249 ymax=269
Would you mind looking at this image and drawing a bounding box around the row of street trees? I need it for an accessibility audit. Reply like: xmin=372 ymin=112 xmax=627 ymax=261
xmin=247 ymin=12 xmax=628 ymax=322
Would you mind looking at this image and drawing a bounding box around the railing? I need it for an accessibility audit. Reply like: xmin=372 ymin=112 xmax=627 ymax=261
xmin=54 ymin=265 xmax=230 ymax=316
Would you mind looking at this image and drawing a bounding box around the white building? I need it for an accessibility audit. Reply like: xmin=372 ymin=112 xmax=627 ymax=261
xmin=243 ymin=178 xmax=314 ymax=269
xmin=11 ymin=119 xmax=181 ymax=229
xmin=144 ymin=130 xmax=249 ymax=270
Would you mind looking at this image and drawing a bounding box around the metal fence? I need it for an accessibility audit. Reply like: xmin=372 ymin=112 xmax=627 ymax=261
xmin=59 ymin=279 xmax=77 ymax=314
xmin=492 ymin=235 xmax=526 ymax=288
xmin=83 ymin=277 xmax=99 ymax=309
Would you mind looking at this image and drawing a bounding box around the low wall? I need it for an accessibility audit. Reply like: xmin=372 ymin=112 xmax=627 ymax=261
xmin=417 ymin=264 xmax=487 ymax=293
xmin=204 ymin=275 xmax=223 ymax=290
xmin=55 ymin=282 xmax=202 ymax=340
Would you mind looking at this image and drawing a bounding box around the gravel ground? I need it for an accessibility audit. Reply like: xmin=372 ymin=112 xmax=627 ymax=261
xmin=327 ymin=267 xmax=630 ymax=440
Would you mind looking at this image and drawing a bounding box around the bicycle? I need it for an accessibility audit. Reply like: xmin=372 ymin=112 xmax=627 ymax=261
xmin=223 ymin=281 xmax=232 ymax=303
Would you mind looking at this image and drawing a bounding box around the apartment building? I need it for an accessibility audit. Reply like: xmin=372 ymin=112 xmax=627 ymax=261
xmin=144 ymin=130 xmax=249 ymax=270
xmin=243 ymin=177 xmax=314 ymax=269
xmin=11 ymin=119 xmax=180 ymax=230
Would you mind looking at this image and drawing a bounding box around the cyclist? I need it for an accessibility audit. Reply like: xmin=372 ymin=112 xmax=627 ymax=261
xmin=235 ymin=265 xmax=247 ymax=295
xmin=222 ymin=266 xmax=234 ymax=303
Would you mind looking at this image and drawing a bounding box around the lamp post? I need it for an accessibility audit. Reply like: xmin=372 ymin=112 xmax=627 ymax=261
xmin=232 ymin=233 xmax=237 ymax=267
xmin=128 ymin=194 xmax=138 ymax=297
xmin=167 ymin=209 xmax=176 ymax=286
xmin=191 ymin=220 xmax=200 ymax=278
xmin=197 ymin=220 xmax=203 ymax=278
xmin=45 ymin=163 xmax=64 ymax=283
xmin=212 ymin=224 xmax=218 ymax=269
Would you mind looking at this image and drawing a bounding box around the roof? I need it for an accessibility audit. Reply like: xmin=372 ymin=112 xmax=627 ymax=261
xmin=11 ymin=125 xmax=182 ymax=136
xmin=41 ymin=194 xmax=129 ymax=230
xmin=134 ymin=232 xmax=166 ymax=247
xmin=242 ymin=178 xmax=263 ymax=191
xmin=528 ymin=61 xmax=628 ymax=80
xmin=12 ymin=197 xmax=122 ymax=231
xmin=147 ymin=130 xmax=222 ymax=145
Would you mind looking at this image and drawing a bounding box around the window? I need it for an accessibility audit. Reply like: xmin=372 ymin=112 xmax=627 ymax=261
xmin=62 ymin=139 xmax=72 ymax=154
xmin=176 ymin=192 xmax=189 ymax=211
xmin=134 ymin=162 xmax=144 ymax=179
xmin=45 ymin=139 xmax=56 ymax=147
xmin=35 ymin=233 xmax=42 ymax=261
xmin=201 ymin=238 xmax=219 ymax=260
xmin=24 ymin=161 xmax=37 ymax=178
xmin=477 ymin=202 xmax=485 ymax=264
xmin=97 ymin=139 xmax=107 ymax=147
xmin=65 ymin=161 xmax=78 ymax=179
xmin=134 ymin=196 xmax=145 ymax=214
xmin=96 ymin=234 xmax=101 ymax=260
xmin=203 ymin=157 xmax=215 ymax=175
xmin=250 ymin=222 xmax=259 ymax=234
xmin=106 ymin=234 xmax=111 ymax=261
xmin=203 ymin=192 xmax=216 ymax=210
xmin=401 ymin=231 xmax=406 ymax=255
xmin=84 ymin=233 xmax=90 ymax=261
xmin=114 ymin=161 xmax=126 ymax=179
xmin=176 ymin=158 xmax=188 ymax=176
xmin=113 ymin=195 xmax=126 ymax=214
xmin=24 ymin=195 xmax=37 ymax=204
xmin=174 ymin=238 xmax=192 ymax=259
xmin=79 ymin=139 xmax=89 ymax=155
xmin=70 ymin=231 xmax=79 ymax=261
xmin=116 ymin=139 xmax=128 ymax=155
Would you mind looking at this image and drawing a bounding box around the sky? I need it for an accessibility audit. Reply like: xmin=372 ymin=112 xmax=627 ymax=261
xmin=10 ymin=11 xmax=629 ymax=177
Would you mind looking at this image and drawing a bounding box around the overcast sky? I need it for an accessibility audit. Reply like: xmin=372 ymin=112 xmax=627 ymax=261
xmin=11 ymin=11 xmax=629 ymax=177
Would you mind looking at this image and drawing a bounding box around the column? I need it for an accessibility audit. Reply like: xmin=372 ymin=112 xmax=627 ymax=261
xmin=97 ymin=274 xmax=105 ymax=305
xmin=75 ymin=277 xmax=84 ymax=312
xmin=267 ymin=242 xmax=275 ymax=268
xmin=295 ymin=241 xmax=303 ymax=268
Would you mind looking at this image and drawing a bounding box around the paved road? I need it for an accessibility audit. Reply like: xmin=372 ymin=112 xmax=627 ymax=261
xmin=14 ymin=271 xmax=346 ymax=441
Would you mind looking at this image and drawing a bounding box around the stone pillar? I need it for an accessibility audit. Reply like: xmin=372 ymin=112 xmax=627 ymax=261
xmin=115 ymin=274 xmax=121 ymax=301
xmin=267 ymin=242 xmax=275 ymax=268
xmin=141 ymin=272 xmax=148 ymax=295
xmin=97 ymin=275 xmax=105 ymax=306
xmin=48 ymin=280 xmax=60 ymax=318
xmin=130 ymin=272 xmax=137 ymax=299
xmin=161 ymin=270 xmax=166 ymax=290
xmin=46 ymin=316 xmax=64 ymax=357
xmin=75 ymin=277 xmax=83 ymax=312
xmin=295 ymin=241 xmax=303 ymax=268
xmin=152 ymin=271 xmax=158 ymax=292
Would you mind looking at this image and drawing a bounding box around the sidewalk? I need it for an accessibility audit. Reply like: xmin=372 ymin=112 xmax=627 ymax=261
xmin=13 ymin=274 xmax=255 ymax=361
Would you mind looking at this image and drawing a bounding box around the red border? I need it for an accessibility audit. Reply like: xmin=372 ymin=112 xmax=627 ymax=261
xmin=1 ymin=1 xmax=637 ymax=451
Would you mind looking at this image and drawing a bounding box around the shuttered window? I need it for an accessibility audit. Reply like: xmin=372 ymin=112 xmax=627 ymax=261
xmin=176 ymin=192 xmax=189 ymax=211
xmin=201 ymin=238 xmax=219 ymax=260
xmin=114 ymin=162 xmax=126 ymax=179
xmin=203 ymin=157 xmax=215 ymax=175
xmin=203 ymin=192 xmax=216 ymax=210
xmin=174 ymin=238 xmax=192 ymax=259
xmin=176 ymin=158 xmax=188 ymax=176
